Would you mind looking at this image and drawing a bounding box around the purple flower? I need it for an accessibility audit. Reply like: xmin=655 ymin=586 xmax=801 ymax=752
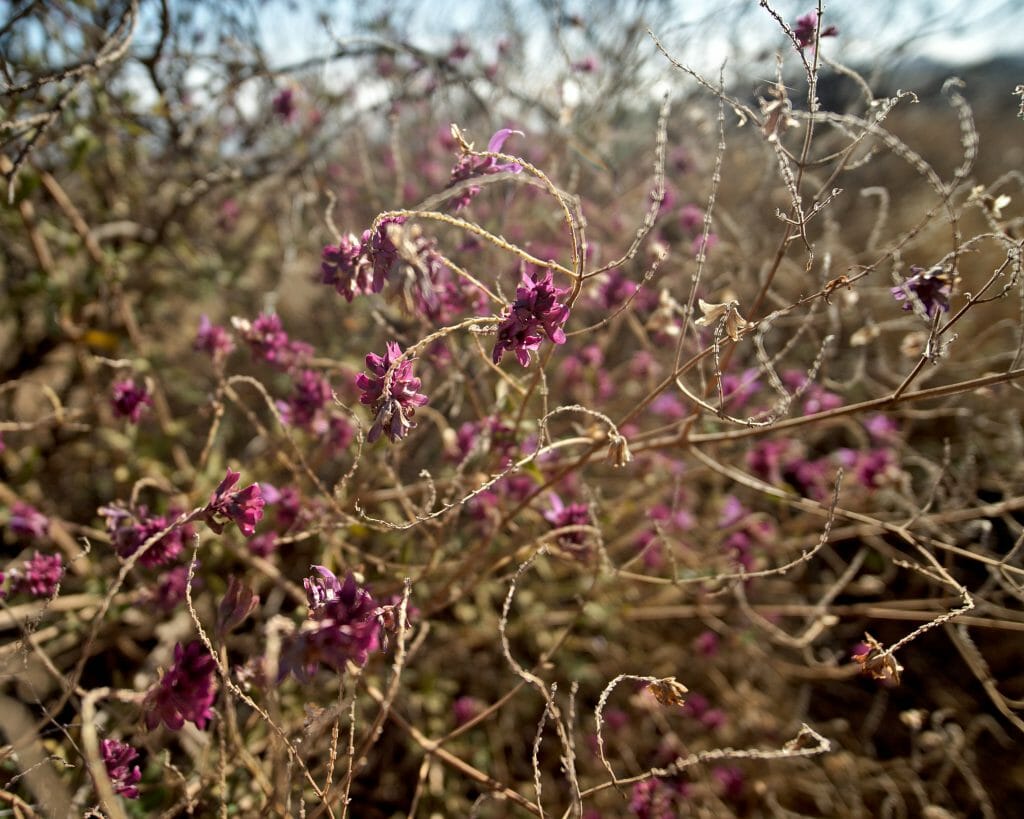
xmin=447 ymin=128 xmax=523 ymax=210
xmin=363 ymin=216 xmax=406 ymax=293
xmin=719 ymin=369 xmax=761 ymax=411
xmin=693 ymin=630 xmax=720 ymax=657
xmin=10 ymin=551 xmax=63 ymax=598
xmin=325 ymin=413 xmax=355 ymax=454
xmin=217 ymin=199 xmax=240 ymax=232
xmin=194 ymin=315 xmax=235 ymax=361
xmin=571 ymin=56 xmax=599 ymax=73
xmin=890 ymin=266 xmax=952 ymax=318
xmin=794 ymin=12 xmax=838 ymax=50
xmin=356 ymin=341 xmax=429 ymax=443
xmin=261 ymin=484 xmax=302 ymax=532
xmin=320 ymin=234 xmax=372 ymax=301
xmin=839 ymin=447 xmax=898 ymax=489
xmin=8 ymin=501 xmax=49 ymax=540
xmin=712 ymin=765 xmax=745 ymax=800
xmin=111 ymin=379 xmax=151 ymax=423
xmin=100 ymin=504 xmax=191 ymax=568
xmin=453 ymin=696 xmax=485 ymax=726
xmin=277 ymin=369 xmax=333 ymax=431
xmin=679 ymin=204 xmax=704 ymax=235
xmin=629 ymin=777 xmax=688 ymax=818
xmin=544 ymin=493 xmax=592 ymax=558
xmin=205 ymin=470 xmax=265 ymax=537
xmin=596 ymin=268 xmax=638 ymax=309
xmin=100 ymin=738 xmax=142 ymax=799
xmin=144 ymin=640 xmax=218 ymax=731
xmin=147 ymin=564 xmax=192 ymax=612
xmin=281 ymin=568 xmax=379 ymax=682
xmin=272 ymin=87 xmax=296 ymax=121
xmin=492 ymin=268 xmax=570 ymax=366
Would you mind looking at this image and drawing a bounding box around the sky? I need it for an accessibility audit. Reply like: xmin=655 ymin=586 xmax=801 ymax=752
xmin=251 ymin=0 xmax=1024 ymax=72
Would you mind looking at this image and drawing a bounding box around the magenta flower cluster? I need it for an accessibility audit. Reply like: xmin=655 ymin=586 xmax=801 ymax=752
xmin=9 ymin=550 xmax=64 ymax=598
xmin=492 ymin=268 xmax=570 ymax=366
xmin=194 ymin=314 xmax=235 ymax=362
xmin=544 ymin=493 xmax=592 ymax=558
xmin=356 ymin=341 xmax=429 ymax=443
xmin=446 ymin=128 xmax=523 ymax=211
xmin=277 ymin=369 xmax=333 ymax=431
xmin=281 ymin=567 xmax=379 ymax=682
xmin=144 ymin=640 xmax=218 ymax=731
xmin=320 ymin=216 xmax=406 ymax=301
xmin=100 ymin=738 xmax=142 ymax=799
xmin=238 ymin=313 xmax=312 ymax=371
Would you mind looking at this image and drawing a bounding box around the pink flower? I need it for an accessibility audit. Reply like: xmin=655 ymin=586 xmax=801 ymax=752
xmin=355 ymin=342 xmax=429 ymax=443
xmin=238 ymin=313 xmax=312 ymax=371
xmin=571 ymin=56 xmax=599 ymax=73
xmin=10 ymin=551 xmax=63 ymax=598
xmin=100 ymin=739 xmax=141 ymax=799
xmin=446 ymin=128 xmax=523 ymax=210
xmin=492 ymin=268 xmax=570 ymax=367
xmin=544 ymin=493 xmax=592 ymax=559
xmin=194 ymin=315 xmax=235 ymax=361
xmin=277 ymin=370 xmax=333 ymax=431
xmin=679 ymin=203 xmax=704 ymax=234
xmin=794 ymin=12 xmax=838 ymax=50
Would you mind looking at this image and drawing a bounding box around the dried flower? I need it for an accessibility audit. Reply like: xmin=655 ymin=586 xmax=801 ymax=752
xmin=205 ymin=470 xmax=265 ymax=537
xmin=492 ymin=268 xmax=570 ymax=366
xmin=143 ymin=640 xmax=218 ymax=731
xmin=216 ymin=575 xmax=260 ymax=640
xmin=100 ymin=738 xmax=142 ymax=799
xmin=852 ymin=633 xmax=902 ymax=685
xmin=694 ymin=299 xmax=750 ymax=341
xmin=111 ymin=379 xmax=152 ymax=423
xmin=647 ymin=676 xmax=688 ymax=707
xmin=890 ymin=266 xmax=953 ymax=318
xmin=356 ymin=341 xmax=429 ymax=443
